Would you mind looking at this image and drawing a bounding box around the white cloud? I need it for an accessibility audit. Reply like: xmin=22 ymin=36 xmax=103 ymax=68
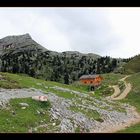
xmin=104 ymin=8 xmax=140 ymax=58
xmin=0 ymin=8 xmax=71 ymax=52
xmin=0 ymin=8 xmax=140 ymax=58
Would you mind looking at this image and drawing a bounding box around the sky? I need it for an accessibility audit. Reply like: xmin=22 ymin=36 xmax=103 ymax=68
xmin=0 ymin=7 xmax=140 ymax=58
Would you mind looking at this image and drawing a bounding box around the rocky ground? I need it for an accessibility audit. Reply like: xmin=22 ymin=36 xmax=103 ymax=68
xmin=0 ymin=86 xmax=140 ymax=133
xmin=0 ymin=88 xmax=45 ymax=108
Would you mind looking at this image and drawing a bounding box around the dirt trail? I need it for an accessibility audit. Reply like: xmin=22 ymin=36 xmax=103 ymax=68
xmin=112 ymin=82 xmax=132 ymax=100
xmin=119 ymin=75 xmax=131 ymax=82
xmin=109 ymin=75 xmax=132 ymax=100
xmin=110 ymin=85 xmax=120 ymax=99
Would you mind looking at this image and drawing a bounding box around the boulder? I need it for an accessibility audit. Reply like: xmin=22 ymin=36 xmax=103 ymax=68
xmin=19 ymin=103 xmax=29 ymax=107
xmin=32 ymin=96 xmax=48 ymax=102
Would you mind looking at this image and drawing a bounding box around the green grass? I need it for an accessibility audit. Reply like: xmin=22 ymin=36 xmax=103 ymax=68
xmin=124 ymin=54 xmax=140 ymax=74
xmin=0 ymin=72 xmax=88 ymax=95
xmin=0 ymin=98 xmax=52 ymax=132
xmin=101 ymin=73 xmax=125 ymax=85
xmin=0 ymin=72 xmax=81 ymax=100
xmin=94 ymin=85 xmax=114 ymax=97
xmin=1 ymin=72 xmax=139 ymax=132
xmin=122 ymin=72 xmax=140 ymax=111
xmin=0 ymin=72 xmax=99 ymax=132
xmin=0 ymin=72 xmax=88 ymax=99
xmin=0 ymin=72 xmax=125 ymax=98
xmin=71 ymin=81 xmax=90 ymax=92
xmin=70 ymin=106 xmax=103 ymax=122
xmin=0 ymin=73 xmax=22 ymax=89
xmin=45 ymin=88 xmax=76 ymax=99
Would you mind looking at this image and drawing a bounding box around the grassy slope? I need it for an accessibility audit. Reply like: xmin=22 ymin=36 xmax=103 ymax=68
xmin=101 ymin=73 xmax=125 ymax=85
xmin=0 ymin=98 xmax=52 ymax=132
xmin=0 ymin=72 xmax=84 ymax=132
xmin=124 ymin=72 xmax=140 ymax=111
xmin=118 ymin=72 xmax=140 ymax=133
xmin=124 ymin=54 xmax=140 ymax=74
xmin=0 ymin=72 xmax=104 ymax=132
xmin=0 ymin=72 xmax=124 ymax=95
xmin=0 ymin=72 xmax=88 ymax=99
xmin=0 ymin=72 xmax=133 ymax=132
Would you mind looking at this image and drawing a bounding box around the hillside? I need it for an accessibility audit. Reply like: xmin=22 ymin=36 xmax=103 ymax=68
xmin=0 ymin=33 xmax=129 ymax=84
xmin=0 ymin=72 xmax=139 ymax=133
xmin=123 ymin=54 xmax=140 ymax=74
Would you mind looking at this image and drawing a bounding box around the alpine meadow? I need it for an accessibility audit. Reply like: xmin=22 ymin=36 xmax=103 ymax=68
xmin=0 ymin=8 xmax=140 ymax=133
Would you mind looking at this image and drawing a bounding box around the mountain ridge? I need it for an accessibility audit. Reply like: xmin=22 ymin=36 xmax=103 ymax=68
xmin=0 ymin=33 xmax=47 ymax=53
xmin=0 ymin=33 xmax=131 ymax=84
xmin=0 ymin=33 xmax=101 ymax=58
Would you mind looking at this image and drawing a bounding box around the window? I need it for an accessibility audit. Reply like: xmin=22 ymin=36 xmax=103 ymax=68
xmin=90 ymin=81 xmax=93 ymax=83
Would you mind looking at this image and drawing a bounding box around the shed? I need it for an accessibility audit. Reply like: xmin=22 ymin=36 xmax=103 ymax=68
xmin=79 ymin=74 xmax=103 ymax=88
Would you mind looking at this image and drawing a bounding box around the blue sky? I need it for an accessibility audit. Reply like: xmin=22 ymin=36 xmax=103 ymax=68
xmin=0 ymin=7 xmax=140 ymax=58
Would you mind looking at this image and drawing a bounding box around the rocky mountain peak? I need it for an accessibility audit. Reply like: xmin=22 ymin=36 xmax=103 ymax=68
xmin=23 ymin=33 xmax=32 ymax=38
xmin=0 ymin=33 xmax=47 ymax=53
xmin=0 ymin=33 xmax=32 ymax=43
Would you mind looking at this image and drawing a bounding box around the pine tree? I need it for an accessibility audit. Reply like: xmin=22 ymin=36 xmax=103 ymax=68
xmin=64 ymin=72 xmax=70 ymax=84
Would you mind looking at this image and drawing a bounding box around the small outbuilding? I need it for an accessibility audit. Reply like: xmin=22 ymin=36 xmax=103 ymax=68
xmin=79 ymin=74 xmax=103 ymax=90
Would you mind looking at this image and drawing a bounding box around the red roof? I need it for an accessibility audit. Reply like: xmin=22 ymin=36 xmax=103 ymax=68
xmin=79 ymin=74 xmax=100 ymax=80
